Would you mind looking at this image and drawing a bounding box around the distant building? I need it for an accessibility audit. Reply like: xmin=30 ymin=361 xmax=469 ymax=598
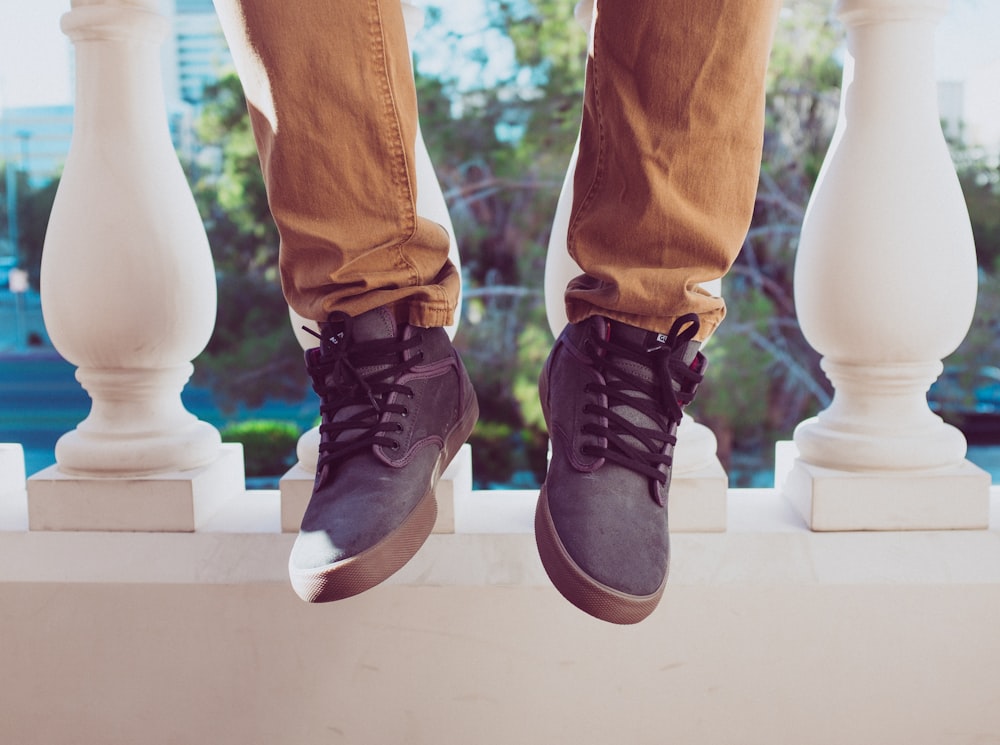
xmin=937 ymin=80 xmax=964 ymax=144
xmin=161 ymin=0 xmax=233 ymax=107
xmin=963 ymin=59 xmax=1000 ymax=153
xmin=938 ymin=58 xmax=1000 ymax=155
xmin=0 ymin=105 xmax=74 ymax=188
xmin=0 ymin=102 xmax=198 ymax=187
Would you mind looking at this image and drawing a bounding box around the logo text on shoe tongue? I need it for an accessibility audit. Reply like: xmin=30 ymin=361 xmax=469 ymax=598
xmin=645 ymin=332 xmax=670 ymax=353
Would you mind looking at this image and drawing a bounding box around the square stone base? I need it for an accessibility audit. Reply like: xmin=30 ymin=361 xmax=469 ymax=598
xmin=1 ymin=444 xmax=26 ymax=495
xmin=279 ymin=444 xmax=473 ymax=534
xmin=669 ymin=458 xmax=729 ymax=532
xmin=776 ymin=441 xmax=991 ymax=531
xmin=26 ymin=444 xmax=246 ymax=532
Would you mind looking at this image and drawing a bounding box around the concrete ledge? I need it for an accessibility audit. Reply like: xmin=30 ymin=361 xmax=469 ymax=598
xmin=784 ymin=458 xmax=991 ymax=531
xmin=669 ymin=457 xmax=729 ymax=531
xmin=2 ymin=488 xmax=999 ymax=744
xmin=777 ymin=441 xmax=992 ymax=531
xmin=3 ymin=488 xmax=999 ymax=586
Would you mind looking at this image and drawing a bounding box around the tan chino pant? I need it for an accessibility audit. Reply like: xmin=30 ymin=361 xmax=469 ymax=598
xmin=213 ymin=0 xmax=781 ymax=340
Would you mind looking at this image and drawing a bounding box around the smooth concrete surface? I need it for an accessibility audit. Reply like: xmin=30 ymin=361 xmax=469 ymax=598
xmin=1 ymin=488 xmax=999 ymax=744
xmin=3 ymin=582 xmax=999 ymax=745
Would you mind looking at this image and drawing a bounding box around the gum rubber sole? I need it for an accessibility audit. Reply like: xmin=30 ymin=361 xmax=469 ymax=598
xmin=535 ymin=486 xmax=665 ymax=625
xmin=289 ymin=487 xmax=438 ymax=603
xmin=289 ymin=393 xmax=480 ymax=604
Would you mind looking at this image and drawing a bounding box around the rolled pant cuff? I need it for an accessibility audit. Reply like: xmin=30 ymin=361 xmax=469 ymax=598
xmin=566 ymin=305 xmax=724 ymax=343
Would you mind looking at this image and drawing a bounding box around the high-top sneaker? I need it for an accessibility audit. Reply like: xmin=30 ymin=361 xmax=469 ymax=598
xmin=289 ymin=306 xmax=479 ymax=603
xmin=535 ymin=313 xmax=706 ymax=624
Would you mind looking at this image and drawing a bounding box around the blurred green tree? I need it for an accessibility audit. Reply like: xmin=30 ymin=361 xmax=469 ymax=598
xmin=185 ymin=73 xmax=309 ymax=412
xmin=413 ymin=0 xmax=587 ymax=485
xmin=937 ymin=141 xmax=1000 ymax=415
xmin=0 ymin=165 xmax=59 ymax=289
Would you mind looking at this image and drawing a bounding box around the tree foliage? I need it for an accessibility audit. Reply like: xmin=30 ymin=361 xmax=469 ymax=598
xmin=939 ymin=140 xmax=1000 ymax=398
xmin=185 ymin=73 xmax=308 ymax=412
xmin=0 ymin=165 xmax=58 ymax=288
xmin=411 ymin=0 xmax=587 ymax=484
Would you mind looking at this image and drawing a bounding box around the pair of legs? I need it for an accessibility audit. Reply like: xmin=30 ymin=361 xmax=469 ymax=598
xmin=213 ymin=0 xmax=781 ymax=623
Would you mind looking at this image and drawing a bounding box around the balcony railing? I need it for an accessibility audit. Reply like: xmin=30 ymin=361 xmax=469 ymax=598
xmin=1 ymin=1 xmax=999 ymax=743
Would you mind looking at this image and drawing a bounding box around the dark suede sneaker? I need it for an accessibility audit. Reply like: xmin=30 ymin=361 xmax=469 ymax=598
xmin=289 ymin=306 xmax=478 ymax=603
xmin=535 ymin=313 xmax=706 ymax=624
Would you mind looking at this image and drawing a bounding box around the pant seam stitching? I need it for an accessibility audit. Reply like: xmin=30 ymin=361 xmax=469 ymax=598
xmin=369 ymin=0 xmax=421 ymax=288
xmin=566 ymin=44 xmax=607 ymax=270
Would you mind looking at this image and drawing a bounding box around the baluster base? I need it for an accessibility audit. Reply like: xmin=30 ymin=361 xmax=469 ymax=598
xmin=278 ymin=444 xmax=473 ymax=534
xmin=1 ymin=444 xmax=26 ymax=496
xmin=52 ymin=365 xmax=222 ymax=477
xmin=775 ymin=440 xmax=990 ymax=531
xmin=670 ymin=418 xmax=728 ymax=531
xmin=26 ymin=443 xmax=246 ymax=532
xmin=668 ymin=462 xmax=729 ymax=532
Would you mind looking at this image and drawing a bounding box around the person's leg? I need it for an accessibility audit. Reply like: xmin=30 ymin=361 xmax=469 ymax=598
xmin=213 ymin=0 xmax=477 ymax=603
xmin=537 ymin=0 xmax=780 ymax=624
xmin=213 ymin=0 xmax=459 ymax=328
xmin=566 ymin=0 xmax=781 ymax=341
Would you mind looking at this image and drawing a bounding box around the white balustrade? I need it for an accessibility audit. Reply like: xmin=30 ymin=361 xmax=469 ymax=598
xmin=543 ymin=0 xmax=727 ymax=531
xmin=278 ymin=0 xmax=470 ymax=533
xmin=26 ymin=0 xmax=244 ymax=531
xmin=782 ymin=0 xmax=990 ymax=530
xmin=7 ymin=0 xmax=992 ymax=537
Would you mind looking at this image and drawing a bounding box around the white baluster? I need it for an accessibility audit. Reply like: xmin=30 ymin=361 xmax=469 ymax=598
xmin=782 ymin=0 xmax=990 ymax=530
xmin=279 ymin=0 xmax=469 ymax=533
xmin=402 ymin=1 xmax=464 ymax=341
xmin=0 ymin=444 xmax=26 ymax=499
xmin=279 ymin=310 xmax=321 ymax=532
xmin=27 ymin=0 xmax=244 ymax=532
xmin=543 ymin=0 xmax=726 ymax=531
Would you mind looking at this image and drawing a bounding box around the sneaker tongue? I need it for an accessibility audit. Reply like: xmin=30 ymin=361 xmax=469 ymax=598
xmin=603 ymin=319 xmax=699 ymax=454
xmin=317 ymin=308 xmax=403 ymax=441
xmin=601 ymin=322 xmax=663 ymax=447
xmin=348 ymin=306 xmax=400 ymax=344
xmin=607 ymin=320 xmax=700 ymax=370
xmin=319 ymin=307 xmax=400 ymax=373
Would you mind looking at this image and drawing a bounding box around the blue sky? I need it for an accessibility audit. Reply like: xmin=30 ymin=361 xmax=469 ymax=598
xmin=0 ymin=0 xmax=997 ymax=109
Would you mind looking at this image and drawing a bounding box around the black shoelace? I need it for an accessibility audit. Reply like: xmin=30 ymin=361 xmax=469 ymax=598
xmin=579 ymin=314 xmax=704 ymax=502
xmin=304 ymin=315 xmax=424 ymax=474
